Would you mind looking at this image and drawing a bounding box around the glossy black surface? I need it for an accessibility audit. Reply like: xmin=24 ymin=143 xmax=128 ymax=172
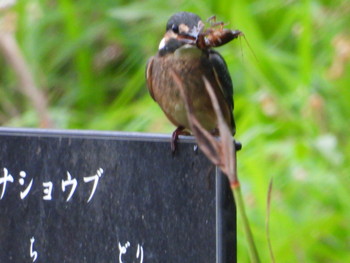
xmin=0 ymin=128 xmax=235 ymax=262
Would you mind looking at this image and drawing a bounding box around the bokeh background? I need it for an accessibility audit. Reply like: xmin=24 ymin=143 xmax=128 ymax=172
xmin=0 ymin=0 xmax=349 ymax=262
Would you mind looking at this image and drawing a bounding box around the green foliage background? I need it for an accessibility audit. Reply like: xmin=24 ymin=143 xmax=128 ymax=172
xmin=1 ymin=0 xmax=349 ymax=262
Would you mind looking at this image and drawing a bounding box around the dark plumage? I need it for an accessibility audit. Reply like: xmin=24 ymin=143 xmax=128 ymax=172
xmin=166 ymin=12 xmax=201 ymax=32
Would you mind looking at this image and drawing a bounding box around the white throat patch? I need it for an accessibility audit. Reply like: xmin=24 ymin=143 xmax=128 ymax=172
xmin=158 ymin=38 xmax=166 ymax=50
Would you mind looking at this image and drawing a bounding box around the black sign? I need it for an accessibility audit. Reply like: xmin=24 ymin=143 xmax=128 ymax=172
xmin=0 ymin=128 xmax=235 ymax=263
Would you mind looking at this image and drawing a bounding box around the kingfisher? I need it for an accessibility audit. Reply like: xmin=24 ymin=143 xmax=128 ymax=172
xmin=146 ymin=11 xmax=235 ymax=151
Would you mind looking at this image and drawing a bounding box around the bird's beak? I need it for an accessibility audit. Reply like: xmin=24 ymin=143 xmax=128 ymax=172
xmin=186 ymin=20 xmax=205 ymax=38
xmin=177 ymin=20 xmax=205 ymax=41
xmin=158 ymin=21 xmax=205 ymax=50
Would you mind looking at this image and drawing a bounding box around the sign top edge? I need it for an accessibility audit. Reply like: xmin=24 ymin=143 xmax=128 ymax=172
xmin=0 ymin=127 xmax=196 ymax=143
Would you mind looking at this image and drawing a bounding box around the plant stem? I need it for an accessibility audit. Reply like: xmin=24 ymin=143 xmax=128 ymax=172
xmin=231 ymin=185 xmax=260 ymax=263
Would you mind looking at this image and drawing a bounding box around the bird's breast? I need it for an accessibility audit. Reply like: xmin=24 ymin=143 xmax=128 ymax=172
xmin=150 ymin=47 xmax=229 ymax=131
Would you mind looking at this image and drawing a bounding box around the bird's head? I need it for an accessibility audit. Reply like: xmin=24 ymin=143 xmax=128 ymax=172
xmin=158 ymin=12 xmax=203 ymax=54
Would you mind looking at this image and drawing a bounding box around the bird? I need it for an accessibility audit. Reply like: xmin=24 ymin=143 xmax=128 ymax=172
xmin=146 ymin=11 xmax=235 ymax=151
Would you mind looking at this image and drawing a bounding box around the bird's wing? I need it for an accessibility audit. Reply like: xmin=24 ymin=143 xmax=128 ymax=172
xmin=145 ymin=56 xmax=155 ymax=101
xmin=208 ymin=50 xmax=233 ymax=110
xmin=208 ymin=50 xmax=235 ymax=133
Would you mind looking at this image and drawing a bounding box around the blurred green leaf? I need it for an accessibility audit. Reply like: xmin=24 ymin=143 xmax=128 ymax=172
xmin=1 ymin=0 xmax=349 ymax=261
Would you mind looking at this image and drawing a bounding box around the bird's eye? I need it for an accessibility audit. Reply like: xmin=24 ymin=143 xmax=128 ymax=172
xmin=171 ymin=24 xmax=179 ymax=33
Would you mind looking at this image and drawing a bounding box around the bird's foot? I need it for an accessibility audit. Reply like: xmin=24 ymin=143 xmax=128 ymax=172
xmin=171 ymin=126 xmax=190 ymax=153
